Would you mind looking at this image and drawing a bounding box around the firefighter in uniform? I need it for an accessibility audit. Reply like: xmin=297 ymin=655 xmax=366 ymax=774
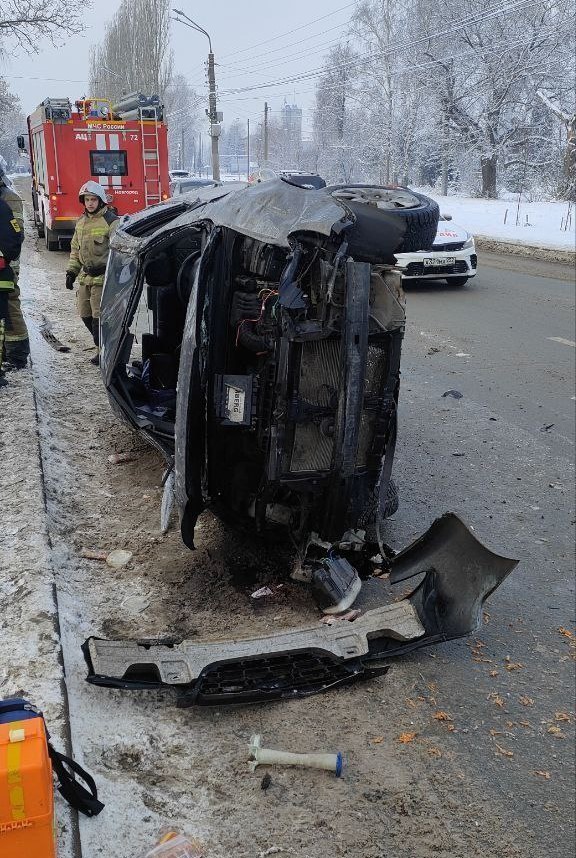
xmin=0 ymin=157 xmax=29 ymax=370
xmin=65 ymin=181 xmax=118 ymax=366
xmin=0 ymin=195 xmax=24 ymax=386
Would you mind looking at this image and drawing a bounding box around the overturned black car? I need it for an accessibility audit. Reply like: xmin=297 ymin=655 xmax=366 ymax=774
xmin=100 ymin=181 xmax=437 ymax=555
xmin=88 ymin=180 xmax=518 ymax=705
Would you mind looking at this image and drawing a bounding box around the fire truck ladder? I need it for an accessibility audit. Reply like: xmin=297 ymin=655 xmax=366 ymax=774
xmin=140 ymin=107 xmax=162 ymax=207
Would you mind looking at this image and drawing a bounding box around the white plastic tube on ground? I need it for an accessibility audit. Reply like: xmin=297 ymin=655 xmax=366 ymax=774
xmin=248 ymin=734 xmax=343 ymax=777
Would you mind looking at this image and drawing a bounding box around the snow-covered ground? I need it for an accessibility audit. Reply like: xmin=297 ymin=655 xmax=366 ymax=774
xmin=414 ymin=191 xmax=575 ymax=251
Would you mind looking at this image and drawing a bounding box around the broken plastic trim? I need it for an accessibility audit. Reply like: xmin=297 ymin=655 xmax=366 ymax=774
xmin=82 ymin=514 xmax=518 ymax=705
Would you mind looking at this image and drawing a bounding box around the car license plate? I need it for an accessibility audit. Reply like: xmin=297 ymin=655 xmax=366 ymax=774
xmin=423 ymin=257 xmax=456 ymax=267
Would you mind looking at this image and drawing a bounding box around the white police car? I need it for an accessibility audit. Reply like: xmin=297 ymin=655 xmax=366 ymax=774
xmin=395 ymin=215 xmax=477 ymax=287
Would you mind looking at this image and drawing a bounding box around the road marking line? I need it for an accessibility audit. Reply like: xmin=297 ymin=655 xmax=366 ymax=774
xmin=547 ymin=336 xmax=576 ymax=348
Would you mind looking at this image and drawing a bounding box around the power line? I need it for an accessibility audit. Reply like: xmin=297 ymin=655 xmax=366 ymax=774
xmin=220 ymin=22 xmax=351 ymax=73
xmin=215 ymin=0 xmax=544 ymax=98
xmin=217 ymin=2 xmax=358 ymax=60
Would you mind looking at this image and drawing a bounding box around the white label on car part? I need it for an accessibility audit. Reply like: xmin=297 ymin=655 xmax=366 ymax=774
xmin=225 ymin=385 xmax=246 ymax=423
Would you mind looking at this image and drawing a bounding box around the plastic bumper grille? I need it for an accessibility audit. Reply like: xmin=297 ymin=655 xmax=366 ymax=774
xmin=195 ymin=651 xmax=363 ymax=703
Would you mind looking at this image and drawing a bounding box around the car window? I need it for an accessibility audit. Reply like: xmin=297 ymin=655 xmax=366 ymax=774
xmin=177 ymin=180 xmax=217 ymax=193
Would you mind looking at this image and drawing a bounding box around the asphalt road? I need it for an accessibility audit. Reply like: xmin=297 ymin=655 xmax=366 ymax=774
xmin=402 ymin=253 xmax=575 ymax=457
xmin=384 ymin=251 xmax=575 ymax=857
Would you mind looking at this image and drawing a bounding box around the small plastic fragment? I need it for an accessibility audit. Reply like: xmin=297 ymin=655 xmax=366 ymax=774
xmin=442 ymin=389 xmax=463 ymax=399
xmin=106 ymin=549 xmax=133 ymax=569
xmin=141 ymin=829 xmax=203 ymax=858
xmin=108 ymin=452 xmax=139 ymax=464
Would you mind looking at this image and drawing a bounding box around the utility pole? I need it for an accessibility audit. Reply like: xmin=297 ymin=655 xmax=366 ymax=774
xmin=207 ymin=51 xmax=221 ymax=181
xmin=263 ymin=102 xmax=269 ymax=164
xmin=172 ymin=11 xmax=221 ymax=181
xmin=246 ymin=118 xmax=250 ymax=181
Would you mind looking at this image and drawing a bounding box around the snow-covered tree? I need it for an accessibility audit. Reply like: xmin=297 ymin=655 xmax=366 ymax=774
xmin=164 ymin=74 xmax=202 ymax=172
xmin=0 ymin=78 xmax=26 ymax=169
xmin=89 ymin=0 xmax=173 ymax=104
xmin=0 ymin=0 xmax=87 ymax=51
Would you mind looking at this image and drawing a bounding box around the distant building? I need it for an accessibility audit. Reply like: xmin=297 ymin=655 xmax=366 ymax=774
xmin=281 ymin=103 xmax=302 ymax=147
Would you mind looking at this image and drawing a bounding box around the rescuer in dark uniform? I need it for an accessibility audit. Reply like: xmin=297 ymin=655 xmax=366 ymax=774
xmin=0 ymin=157 xmax=28 ymax=370
xmin=0 ymin=195 xmax=24 ymax=386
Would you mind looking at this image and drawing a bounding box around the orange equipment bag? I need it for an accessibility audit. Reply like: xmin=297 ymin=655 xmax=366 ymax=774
xmin=0 ymin=699 xmax=104 ymax=857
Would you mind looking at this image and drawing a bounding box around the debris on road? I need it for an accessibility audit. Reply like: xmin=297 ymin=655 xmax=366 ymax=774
xmin=107 ymin=452 xmax=139 ymax=464
xmin=83 ymin=513 xmax=518 ymax=705
xmin=442 ymin=389 xmax=464 ymax=399
xmin=141 ymin=830 xmax=204 ymax=858
xmin=39 ymin=316 xmax=71 ymax=352
xmin=80 ymin=548 xmax=109 ymax=561
xmin=248 ymin=734 xmax=343 ymax=776
xmin=320 ymin=609 xmax=361 ymax=625
xmin=105 ymin=549 xmax=133 ymax=569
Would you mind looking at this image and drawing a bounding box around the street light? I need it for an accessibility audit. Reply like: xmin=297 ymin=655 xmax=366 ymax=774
xmin=172 ymin=10 xmax=221 ymax=181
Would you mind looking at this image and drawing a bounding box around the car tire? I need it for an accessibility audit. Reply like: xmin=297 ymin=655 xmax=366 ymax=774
xmin=448 ymin=277 xmax=468 ymax=287
xmin=325 ymin=184 xmax=440 ymax=264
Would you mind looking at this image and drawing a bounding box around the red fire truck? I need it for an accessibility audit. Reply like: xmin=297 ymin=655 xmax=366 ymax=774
xmin=24 ymin=95 xmax=170 ymax=250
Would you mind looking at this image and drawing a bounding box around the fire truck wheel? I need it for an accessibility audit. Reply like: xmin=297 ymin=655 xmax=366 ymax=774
xmin=44 ymin=226 xmax=59 ymax=252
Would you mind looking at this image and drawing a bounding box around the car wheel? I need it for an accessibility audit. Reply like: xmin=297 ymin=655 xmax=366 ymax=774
xmin=448 ymin=277 xmax=468 ymax=287
xmin=325 ymin=184 xmax=440 ymax=264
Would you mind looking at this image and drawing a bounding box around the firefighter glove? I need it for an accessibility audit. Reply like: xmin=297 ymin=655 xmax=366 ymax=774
xmin=65 ymin=271 xmax=76 ymax=290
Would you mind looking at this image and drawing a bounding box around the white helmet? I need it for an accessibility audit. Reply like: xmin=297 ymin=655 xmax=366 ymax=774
xmin=78 ymin=180 xmax=108 ymax=206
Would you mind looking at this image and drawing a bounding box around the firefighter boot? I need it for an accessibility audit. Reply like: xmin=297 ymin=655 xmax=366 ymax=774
xmin=4 ymin=336 xmax=30 ymax=370
xmin=81 ymin=315 xmax=93 ymax=334
xmin=90 ymin=317 xmax=100 ymax=366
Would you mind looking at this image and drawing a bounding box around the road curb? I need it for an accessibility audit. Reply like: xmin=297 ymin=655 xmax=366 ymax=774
xmin=475 ymin=235 xmax=575 ymax=265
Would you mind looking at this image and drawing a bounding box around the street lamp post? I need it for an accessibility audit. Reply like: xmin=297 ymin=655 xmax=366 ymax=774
xmin=172 ymin=10 xmax=221 ymax=181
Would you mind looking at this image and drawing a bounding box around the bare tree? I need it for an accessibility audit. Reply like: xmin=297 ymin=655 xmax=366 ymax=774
xmin=89 ymin=0 xmax=173 ymax=103
xmin=0 ymin=0 xmax=87 ymax=51
xmin=536 ymin=89 xmax=576 ymax=200
xmin=164 ymin=73 xmax=202 ymax=171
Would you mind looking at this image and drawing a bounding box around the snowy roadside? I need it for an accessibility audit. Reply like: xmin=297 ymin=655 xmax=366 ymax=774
xmin=0 ymin=329 xmax=78 ymax=854
xmin=415 ymin=190 xmax=575 ymax=261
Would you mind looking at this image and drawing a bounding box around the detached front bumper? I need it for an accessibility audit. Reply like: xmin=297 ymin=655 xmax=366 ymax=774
xmin=83 ymin=514 xmax=517 ymax=706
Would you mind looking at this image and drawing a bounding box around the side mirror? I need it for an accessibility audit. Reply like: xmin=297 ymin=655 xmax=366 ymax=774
xmin=16 ymin=135 xmax=26 ymax=152
xmin=441 ymin=212 xmax=452 ymax=221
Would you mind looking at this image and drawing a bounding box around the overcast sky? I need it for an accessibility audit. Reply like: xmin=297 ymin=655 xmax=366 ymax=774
xmin=2 ymin=0 xmax=357 ymax=134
